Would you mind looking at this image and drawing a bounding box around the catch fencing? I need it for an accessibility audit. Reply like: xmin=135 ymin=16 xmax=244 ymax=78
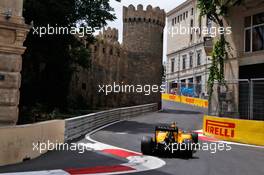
xmin=209 ymin=79 xmax=264 ymax=120
xmin=168 ymin=82 xmax=208 ymax=99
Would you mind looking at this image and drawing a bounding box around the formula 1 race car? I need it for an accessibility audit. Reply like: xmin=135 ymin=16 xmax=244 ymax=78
xmin=141 ymin=122 xmax=198 ymax=158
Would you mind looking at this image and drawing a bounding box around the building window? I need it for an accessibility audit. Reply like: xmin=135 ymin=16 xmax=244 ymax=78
xmin=190 ymin=19 xmax=194 ymax=41
xmin=178 ymin=16 xmax=180 ymax=23
xmin=245 ymin=28 xmax=251 ymax=52
xmin=181 ymin=79 xmax=186 ymax=88
xmin=199 ymin=19 xmax=202 ymax=37
xmin=197 ymin=51 xmax=201 ymax=66
xmin=191 ymin=8 xmax=194 ymax=15
xmin=186 ymin=11 xmax=188 ymax=18
xmin=207 ymin=16 xmax=213 ymax=36
xmin=188 ymin=78 xmax=194 ymax=88
xmin=189 ymin=53 xmax=193 ymax=68
xmin=183 ymin=12 xmax=185 ymax=20
xmin=244 ymin=12 xmax=264 ymax=52
xmin=82 ymin=83 xmax=86 ymax=90
xmin=195 ymin=76 xmax=202 ymax=96
xmin=182 ymin=55 xmax=187 ymax=70
xmin=171 ymin=59 xmax=175 ymax=73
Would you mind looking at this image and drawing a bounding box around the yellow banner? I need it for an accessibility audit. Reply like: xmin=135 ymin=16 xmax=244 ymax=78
xmin=162 ymin=93 xmax=208 ymax=108
xmin=203 ymin=115 xmax=264 ymax=146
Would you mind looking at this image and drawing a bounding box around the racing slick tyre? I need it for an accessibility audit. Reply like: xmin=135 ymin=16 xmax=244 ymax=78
xmin=141 ymin=136 xmax=154 ymax=155
xmin=191 ymin=133 xmax=199 ymax=144
xmin=182 ymin=139 xmax=193 ymax=158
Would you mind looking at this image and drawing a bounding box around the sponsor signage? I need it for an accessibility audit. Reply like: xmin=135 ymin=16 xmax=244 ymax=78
xmin=203 ymin=115 xmax=264 ymax=146
xmin=205 ymin=120 xmax=235 ymax=138
xmin=169 ymin=95 xmax=176 ymax=100
xmin=186 ymin=98 xmax=194 ymax=104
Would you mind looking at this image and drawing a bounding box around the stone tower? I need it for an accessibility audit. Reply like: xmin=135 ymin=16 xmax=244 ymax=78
xmin=123 ymin=4 xmax=166 ymax=107
xmin=0 ymin=0 xmax=29 ymax=125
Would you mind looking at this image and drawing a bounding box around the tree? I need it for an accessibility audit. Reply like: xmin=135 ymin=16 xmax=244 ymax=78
xmin=20 ymin=0 xmax=118 ymax=123
xmin=197 ymin=0 xmax=243 ymax=115
xmin=198 ymin=0 xmax=243 ymax=94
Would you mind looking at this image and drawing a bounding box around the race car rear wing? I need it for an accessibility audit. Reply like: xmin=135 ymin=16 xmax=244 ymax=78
xmin=155 ymin=126 xmax=178 ymax=132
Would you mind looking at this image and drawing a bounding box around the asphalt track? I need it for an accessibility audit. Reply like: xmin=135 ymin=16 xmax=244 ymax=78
xmin=0 ymin=100 xmax=263 ymax=175
xmin=91 ymin=101 xmax=264 ymax=175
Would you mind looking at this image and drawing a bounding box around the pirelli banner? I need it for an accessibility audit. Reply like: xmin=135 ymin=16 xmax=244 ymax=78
xmin=203 ymin=115 xmax=264 ymax=146
xmin=162 ymin=93 xmax=208 ymax=108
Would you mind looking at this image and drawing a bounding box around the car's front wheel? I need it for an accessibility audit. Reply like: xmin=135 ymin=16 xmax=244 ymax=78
xmin=141 ymin=136 xmax=154 ymax=155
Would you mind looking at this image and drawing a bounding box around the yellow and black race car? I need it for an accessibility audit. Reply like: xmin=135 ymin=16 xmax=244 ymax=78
xmin=141 ymin=122 xmax=199 ymax=158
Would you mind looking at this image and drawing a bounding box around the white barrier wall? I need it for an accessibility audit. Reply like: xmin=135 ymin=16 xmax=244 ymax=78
xmin=65 ymin=103 xmax=158 ymax=141
xmin=0 ymin=103 xmax=158 ymax=166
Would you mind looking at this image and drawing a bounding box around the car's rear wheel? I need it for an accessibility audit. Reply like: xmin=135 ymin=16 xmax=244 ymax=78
xmin=182 ymin=139 xmax=193 ymax=158
xmin=141 ymin=136 xmax=154 ymax=155
xmin=191 ymin=133 xmax=199 ymax=144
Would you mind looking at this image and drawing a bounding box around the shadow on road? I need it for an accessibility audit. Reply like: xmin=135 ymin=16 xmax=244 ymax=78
xmin=160 ymin=109 xmax=203 ymax=115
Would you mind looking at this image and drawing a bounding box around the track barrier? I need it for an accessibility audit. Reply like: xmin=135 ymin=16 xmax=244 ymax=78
xmin=0 ymin=103 xmax=158 ymax=166
xmin=162 ymin=93 xmax=208 ymax=108
xmin=203 ymin=115 xmax=264 ymax=146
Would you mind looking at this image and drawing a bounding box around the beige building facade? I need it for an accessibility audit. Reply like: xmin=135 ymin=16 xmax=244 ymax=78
xmin=166 ymin=0 xmax=212 ymax=98
xmin=220 ymin=0 xmax=264 ymax=119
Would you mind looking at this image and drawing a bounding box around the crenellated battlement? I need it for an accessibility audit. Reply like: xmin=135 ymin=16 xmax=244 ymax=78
xmin=123 ymin=4 xmax=166 ymax=27
xmin=99 ymin=27 xmax=118 ymax=42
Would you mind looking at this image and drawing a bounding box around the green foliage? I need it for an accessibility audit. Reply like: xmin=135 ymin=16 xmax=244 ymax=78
xmin=207 ymin=37 xmax=229 ymax=97
xmin=197 ymin=0 xmax=242 ymax=99
xmin=20 ymin=0 xmax=117 ymax=123
xmin=70 ymin=45 xmax=92 ymax=68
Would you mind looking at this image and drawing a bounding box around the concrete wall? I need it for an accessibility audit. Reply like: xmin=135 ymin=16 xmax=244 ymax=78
xmin=0 ymin=120 xmax=65 ymax=166
xmin=0 ymin=0 xmax=23 ymax=17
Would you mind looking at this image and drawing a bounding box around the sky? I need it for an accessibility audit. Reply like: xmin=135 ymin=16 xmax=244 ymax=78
xmin=106 ymin=0 xmax=186 ymax=62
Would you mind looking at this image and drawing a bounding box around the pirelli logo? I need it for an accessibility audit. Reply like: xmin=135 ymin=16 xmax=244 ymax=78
xmin=205 ymin=120 xmax=235 ymax=138
xmin=169 ymin=95 xmax=176 ymax=100
xmin=186 ymin=98 xmax=194 ymax=104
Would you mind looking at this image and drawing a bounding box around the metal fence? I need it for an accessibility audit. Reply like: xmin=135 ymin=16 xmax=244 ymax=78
xmin=250 ymin=79 xmax=264 ymax=120
xmin=168 ymin=82 xmax=208 ymax=100
xmin=209 ymin=79 xmax=264 ymax=121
